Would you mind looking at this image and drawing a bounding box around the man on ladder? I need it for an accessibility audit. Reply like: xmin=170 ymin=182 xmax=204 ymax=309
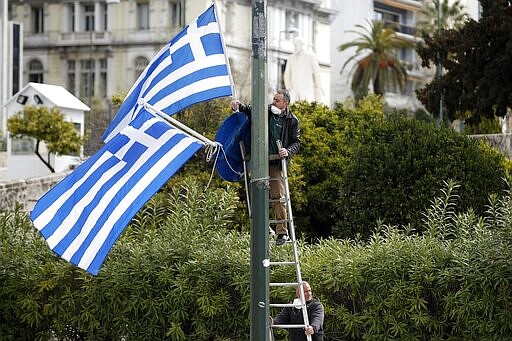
xmin=271 ymin=281 xmax=325 ymax=341
xmin=231 ymin=88 xmax=300 ymax=245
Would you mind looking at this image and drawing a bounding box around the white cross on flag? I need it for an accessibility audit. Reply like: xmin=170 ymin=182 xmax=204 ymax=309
xmin=30 ymin=4 xmax=232 ymax=275
xmin=102 ymin=4 xmax=233 ymax=142
xmin=31 ymin=109 xmax=203 ymax=275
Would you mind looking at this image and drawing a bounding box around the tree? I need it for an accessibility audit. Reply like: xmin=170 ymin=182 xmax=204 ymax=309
xmin=338 ymin=20 xmax=413 ymax=100
xmin=417 ymin=0 xmax=468 ymax=35
xmin=7 ymin=106 xmax=85 ymax=173
xmin=416 ymin=0 xmax=512 ymax=125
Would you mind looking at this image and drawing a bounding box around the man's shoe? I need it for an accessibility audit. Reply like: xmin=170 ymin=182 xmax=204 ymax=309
xmin=276 ymin=234 xmax=289 ymax=246
xmin=269 ymin=227 xmax=276 ymax=238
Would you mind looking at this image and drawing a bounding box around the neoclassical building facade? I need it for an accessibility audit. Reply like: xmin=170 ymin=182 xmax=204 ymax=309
xmin=11 ymin=0 xmax=334 ymax=110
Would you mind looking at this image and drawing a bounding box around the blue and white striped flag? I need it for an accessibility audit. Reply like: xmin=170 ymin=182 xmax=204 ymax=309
xmin=31 ymin=109 xmax=202 ymax=275
xmin=102 ymin=4 xmax=233 ymax=142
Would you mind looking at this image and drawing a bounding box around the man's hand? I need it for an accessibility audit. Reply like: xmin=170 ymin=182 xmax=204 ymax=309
xmin=305 ymin=325 xmax=314 ymax=336
xmin=278 ymin=147 xmax=289 ymax=159
xmin=231 ymin=100 xmax=240 ymax=111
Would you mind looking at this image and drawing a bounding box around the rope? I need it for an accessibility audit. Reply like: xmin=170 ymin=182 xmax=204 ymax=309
xmin=204 ymin=143 xmax=221 ymax=191
xmin=204 ymin=142 xmax=244 ymax=191
xmin=250 ymin=176 xmax=270 ymax=184
xmin=205 ymin=142 xmax=220 ymax=163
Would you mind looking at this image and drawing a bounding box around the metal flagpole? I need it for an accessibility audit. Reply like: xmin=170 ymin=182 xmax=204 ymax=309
xmin=141 ymin=101 xmax=217 ymax=148
xmin=250 ymin=0 xmax=269 ymax=340
xmin=436 ymin=0 xmax=443 ymax=126
xmin=1 ymin=0 xmax=8 ymax=134
xmin=212 ymin=0 xmax=236 ymax=100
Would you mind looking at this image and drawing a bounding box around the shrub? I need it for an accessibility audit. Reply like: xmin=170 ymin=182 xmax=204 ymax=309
xmin=0 ymin=180 xmax=252 ymax=340
xmin=3 ymin=180 xmax=512 ymax=339
xmin=303 ymin=180 xmax=512 ymax=340
xmin=333 ymin=113 xmax=507 ymax=240
xmin=291 ymin=95 xmax=385 ymax=239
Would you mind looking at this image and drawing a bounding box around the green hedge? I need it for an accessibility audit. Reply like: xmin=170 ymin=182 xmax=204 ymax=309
xmin=2 ymin=180 xmax=512 ymax=340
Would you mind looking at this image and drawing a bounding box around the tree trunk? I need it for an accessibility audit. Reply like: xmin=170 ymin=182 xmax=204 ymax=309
xmin=373 ymin=76 xmax=383 ymax=96
xmin=35 ymin=139 xmax=55 ymax=173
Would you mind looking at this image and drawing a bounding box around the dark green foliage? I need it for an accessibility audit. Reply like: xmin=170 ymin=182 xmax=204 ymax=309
xmin=290 ymin=96 xmax=385 ymax=239
xmin=4 ymin=181 xmax=512 ymax=339
xmin=304 ymin=180 xmax=512 ymax=340
xmin=174 ymin=97 xmax=233 ymax=141
xmin=0 ymin=180 xmax=251 ymax=340
xmin=416 ymin=0 xmax=512 ymax=125
xmin=462 ymin=116 xmax=502 ymax=135
xmin=333 ymin=114 xmax=507 ymax=240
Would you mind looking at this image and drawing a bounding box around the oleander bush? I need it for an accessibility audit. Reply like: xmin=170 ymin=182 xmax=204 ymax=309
xmin=0 ymin=179 xmax=250 ymax=340
xmin=306 ymin=180 xmax=512 ymax=340
xmin=3 ymin=179 xmax=512 ymax=340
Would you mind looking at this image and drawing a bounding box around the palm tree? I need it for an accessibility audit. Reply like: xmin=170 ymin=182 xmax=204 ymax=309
xmin=417 ymin=0 xmax=468 ymax=35
xmin=338 ymin=20 xmax=413 ymax=100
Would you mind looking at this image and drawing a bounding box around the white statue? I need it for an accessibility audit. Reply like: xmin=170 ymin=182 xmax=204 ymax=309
xmin=283 ymin=38 xmax=323 ymax=102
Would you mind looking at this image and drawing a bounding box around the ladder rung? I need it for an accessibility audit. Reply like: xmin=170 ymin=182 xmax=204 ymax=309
xmin=269 ymin=303 xmax=302 ymax=308
xmin=269 ymin=261 xmax=296 ymax=266
xmin=269 ymin=219 xmax=291 ymax=224
xmin=272 ymin=324 xmax=307 ymax=329
xmin=269 ymin=197 xmax=287 ymax=203
xmin=269 ymin=282 xmax=299 ymax=287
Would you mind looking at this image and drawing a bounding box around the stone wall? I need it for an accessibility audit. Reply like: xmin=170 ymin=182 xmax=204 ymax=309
xmin=0 ymin=172 xmax=67 ymax=212
xmin=0 ymin=152 xmax=6 ymax=181
xmin=471 ymin=133 xmax=512 ymax=159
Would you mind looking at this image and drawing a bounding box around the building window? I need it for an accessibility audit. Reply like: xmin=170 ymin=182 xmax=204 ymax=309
xmin=68 ymin=59 xmax=106 ymax=99
xmin=68 ymin=3 xmax=76 ymax=32
xmin=224 ymin=0 xmax=234 ymax=32
xmin=99 ymin=59 xmax=107 ymax=98
xmin=12 ymin=23 xmax=21 ymax=95
xmin=169 ymin=1 xmax=182 ymax=27
xmin=28 ymin=60 xmax=44 ymax=83
xmin=134 ymin=56 xmax=149 ymax=82
xmin=11 ymin=137 xmax=35 ymax=155
xmin=374 ymin=9 xmax=400 ymax=25
xmin=278 ymin=58 xmax=287 ymax=90
xmin=137 ymin=2 xmax=149 ymax=30
xmin=80 ymin=59 xmax=95 ymax=99
xmin=67 ymin=60 xmax=76 ymax=95
xmin=104 ymin=3 xmax=109 ymax=31
xmin=84 ymin=3 xmax=95 ymax=31
xmin=373 ymin=6 xmax=415 ymax=35
xmin=285 ymin=10 xmax=299 ymax=39
xmin=31 ymin=6 xmax=44 ymax=34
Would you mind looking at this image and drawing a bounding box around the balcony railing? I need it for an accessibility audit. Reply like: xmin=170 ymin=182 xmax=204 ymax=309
xmin=60 ymin=31 xmax=111 ymax=45
xmin=382 ymin=21 xmax=417 ymax=36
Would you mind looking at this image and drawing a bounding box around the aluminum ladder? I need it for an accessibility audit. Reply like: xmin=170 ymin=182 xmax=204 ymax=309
xmin=268 ymin=141 xmax=311 ymax=341
xmin=239 ymin=141 xmax=311 ymax=341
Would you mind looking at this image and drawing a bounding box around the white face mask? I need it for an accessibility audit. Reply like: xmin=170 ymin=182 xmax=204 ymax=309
xmin=271 ymin=105 xmax=281 ymax=115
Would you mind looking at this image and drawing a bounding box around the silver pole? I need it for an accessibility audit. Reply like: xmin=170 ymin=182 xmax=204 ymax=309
xmin=141 ymin=101 xmax=217 ymax=147
xmin=1 ymin=0 xmax=8 ymax=134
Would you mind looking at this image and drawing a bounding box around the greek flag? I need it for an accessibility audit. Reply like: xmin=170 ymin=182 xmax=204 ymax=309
xmin=31 ymin=109 xmax=203 ymax=275
xmin=102 ymin=4 xmax=233 ymax=142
